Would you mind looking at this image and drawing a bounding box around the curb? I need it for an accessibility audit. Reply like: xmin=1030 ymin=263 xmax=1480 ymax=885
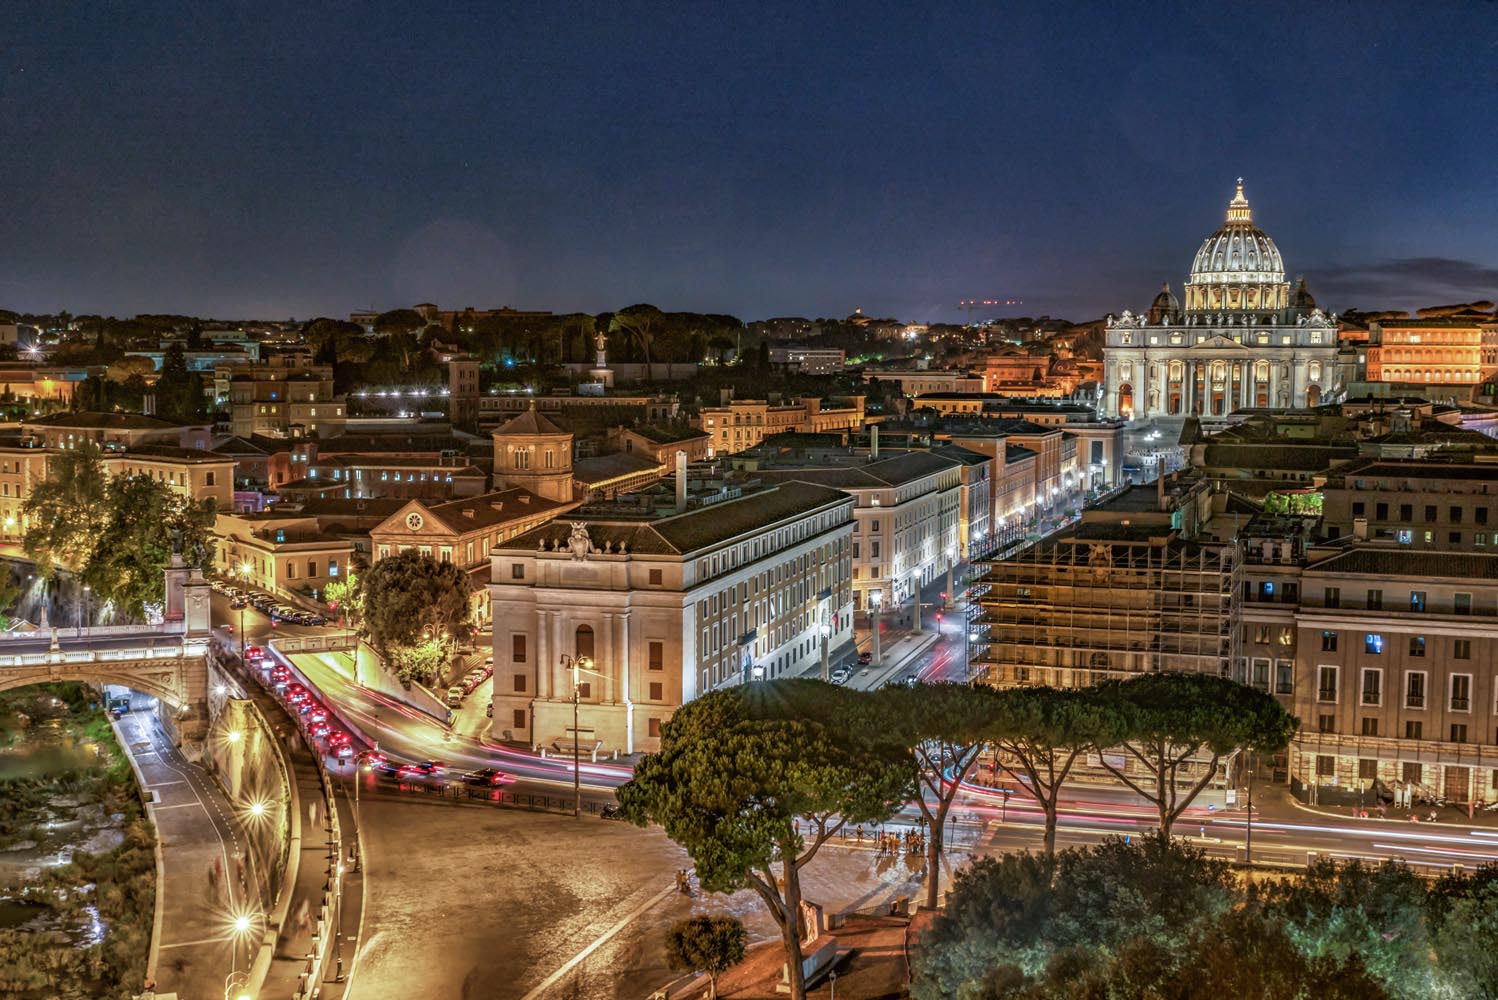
xmin=1279 ymin=794 xmax=1496 ymax=831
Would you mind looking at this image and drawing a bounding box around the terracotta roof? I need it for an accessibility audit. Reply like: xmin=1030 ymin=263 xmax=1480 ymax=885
xmin=494 ymin=402 xmax=568 ymax=437
xmin=1307 ymin=549 xmax=1498 ymax=581
xmin=28 ymin=411 xmax=186 ymax=430
xmin=111 ymin=444 xmax=234 ymax=463
xmin=423 ymin=488 xmax=573 ymax=533
xmin=626 ymin=424 xmax=711 ymax=444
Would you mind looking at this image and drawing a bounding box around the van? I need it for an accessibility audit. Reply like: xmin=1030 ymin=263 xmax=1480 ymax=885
xmin=446 ymin=686 xmax=464 ymax=708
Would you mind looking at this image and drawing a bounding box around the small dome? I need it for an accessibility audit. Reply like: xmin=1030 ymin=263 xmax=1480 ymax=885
xmin=1291 ymin=276 xmax=1317 ymax=311
xmin=1147 ymin=282 xmax=1179 ymax=323
xmin=1188 ymin=180 xmax=1285 ymax=285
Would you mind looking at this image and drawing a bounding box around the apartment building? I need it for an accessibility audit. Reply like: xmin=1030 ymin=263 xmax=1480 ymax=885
xmin=214 ymin=511 xmax=355 ymax=602
xmin=607 ymin=424 xmax=712 ymax=465
xmin=696 ymin=396 xmax=866 ymax=457
xmin=1321 ymin=460 xmax=1498 ymax=549
xmin=862 ymin=371 xmax=985 ymax=397
xmin=218 ymin=360 xmax=347 ymax=439
xmin=757 ymin=452 xmax=961 ymax=612
xmin=103 ymin=445 xmax=236 ymax=509
xmin=0 ymin=447 xmax=50 ymax=542
xmin=1364 ymin=318 xmax=1498 ymax=387
xmin=767 ymin=346 xmax=845 ymax=374
xmin=26 ymin=411 xmax=214 ymax=451
xmin=488 ymin=480 xmax=856 ymax=754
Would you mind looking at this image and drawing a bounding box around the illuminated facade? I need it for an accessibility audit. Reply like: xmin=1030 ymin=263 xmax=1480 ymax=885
xmin=1364 ymin=318 xmax=1498 ymax=386
xmin=1102 ymin=181 xmax=1340 ymax=419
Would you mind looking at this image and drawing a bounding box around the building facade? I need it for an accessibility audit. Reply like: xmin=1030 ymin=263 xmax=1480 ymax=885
xmin=488 ymin=482 xmax=856 ymax=754
xmin=696 ymin=396 xmax=866 ymax=457
xmin=1102 ymin=182 xmax=1340 ymax=420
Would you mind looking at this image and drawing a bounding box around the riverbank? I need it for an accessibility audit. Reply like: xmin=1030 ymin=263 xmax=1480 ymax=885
xmin=0 ymin=683 xmax=155 ymax=1000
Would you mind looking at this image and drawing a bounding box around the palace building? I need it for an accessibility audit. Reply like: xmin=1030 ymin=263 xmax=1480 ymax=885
xmin=1102 ymin=181 xmax=1340 ymax=421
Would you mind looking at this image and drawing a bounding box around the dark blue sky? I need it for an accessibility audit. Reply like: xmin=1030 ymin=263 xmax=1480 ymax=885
xmin=2 ymin=2 xmax=1496 ymax=323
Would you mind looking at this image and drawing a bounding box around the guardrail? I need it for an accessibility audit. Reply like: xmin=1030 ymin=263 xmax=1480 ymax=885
xmin=0 ymin=644 xmax=192 ymax=666
xmin=353 ymin=778 xmax=609 ymax=817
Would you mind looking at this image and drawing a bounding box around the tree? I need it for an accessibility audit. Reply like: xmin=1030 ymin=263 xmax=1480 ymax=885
xmin=707 ymin=335 xmax=735 ymax=364
xmin=990 ymin=686 xmax=1122 ymax=856
xmin=1429 ymin=865 xmax=1498 ymax=997
xmin=877 ymin=681 xmax=1003 ymax=906
xmin=372 ymin=309 xmax=423 ymax=336
xmin=82 ymin=474 xmax=216 ymax=617
xmin=664 ymin=916 xmax=746 ymax=1000
xmin=360 ymin=550 xmax=472 ymax=674
xmin=23 ymin=445 xmax=111 ymax=575
xmin=1091 ymin=673 xmax=1296 ymax=838
xmin=155 ymin=343 xmax=207 ymax=422
xmin=610 ymin=305 xmax=662 ymax=381
xmin=617 ymin=681 xmax=914 ymax=1000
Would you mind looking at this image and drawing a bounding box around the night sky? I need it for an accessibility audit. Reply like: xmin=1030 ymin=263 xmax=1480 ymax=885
xmin=3 ymin=2 xmax=1496 ymax=323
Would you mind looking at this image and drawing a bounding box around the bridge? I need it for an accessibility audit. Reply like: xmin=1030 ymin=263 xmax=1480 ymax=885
xmin=0 ymin=555 xmax=216 ymax=744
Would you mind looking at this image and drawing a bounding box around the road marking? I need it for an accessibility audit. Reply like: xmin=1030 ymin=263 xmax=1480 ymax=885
xmin=517 ymin=883 xmax=676 ymax=1000
xmin=152 ymin=802 xmax=205 ymax=811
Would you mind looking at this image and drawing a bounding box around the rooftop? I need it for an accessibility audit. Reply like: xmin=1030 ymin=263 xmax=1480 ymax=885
xmin=27 ymin=411 xmax=190 ymax=431
xmin=1308 ymin=548 xmax=1498 ymax=581
xmin=573 ymin=453 xmax=664 ymax=485
xmin=493 ymin=402 xmax=568 ymax=437
xmin=420 ymin=488 xmax=573 ymax=534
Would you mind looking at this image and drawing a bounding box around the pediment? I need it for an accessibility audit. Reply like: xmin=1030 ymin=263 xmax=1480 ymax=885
xmin=1187 ymin=335 xmax=1253 ymax=352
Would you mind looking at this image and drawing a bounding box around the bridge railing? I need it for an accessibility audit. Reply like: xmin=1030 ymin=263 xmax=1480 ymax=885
xmin=0 ymin=643 xmax=190 ymax=666
xmin=0 ymin=623 xmax=187 ymax=639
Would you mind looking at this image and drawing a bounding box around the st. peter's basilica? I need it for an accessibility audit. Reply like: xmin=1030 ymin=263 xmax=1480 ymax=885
xmin=1101 ymin=181 xmax=1340 ymax=422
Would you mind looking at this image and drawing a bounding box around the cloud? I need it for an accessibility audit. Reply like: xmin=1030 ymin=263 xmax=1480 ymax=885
xmin=1312 ymin=256 xmax=1498 ymax=308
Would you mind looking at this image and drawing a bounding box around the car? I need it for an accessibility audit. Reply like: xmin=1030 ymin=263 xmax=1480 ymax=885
xmin=298 ymin=699 xmax=316 ymax=715
xmin=230 ymin=596 xmax=247 ymax=609
xmin=334 ymin=742 xmax=354 ymax=759
xmin=446 ymin=686 xmax=464 ymax=707
xmin=461 ymin=767 xmax=510 ymax=786
xmin=857 ymin=651 xmax=873 ymax=665
xmin=309 ymin=721 xmax=330 ymax=739
xmin=412 ymin=760 xmax=444 ymax=774
xmin=308 ymin=706 xmax=328 ymax=724
xmin=306 ymin=614 xmax=328 ymax=626
xmin=831 ymin=668 xmax=851 ymax=686
xmin=269 ymin=664 xmax=290 ymax=682
xmin=325 ymin=729 xmax=349 ymax=744
xmin=285 ymin=686 xmax=308 ymax=704
xmin=372 ymin=760 xmax=405 ymax=779
xmin=246 ymin=645 xmax=265 ymax=662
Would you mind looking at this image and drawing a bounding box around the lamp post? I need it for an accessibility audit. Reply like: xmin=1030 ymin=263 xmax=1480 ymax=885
xmin=78 ymin=583 xmax=90 ymax=637
xmin=911 ymin=572 xmax=922 ymax=633
xmin=945 ymin=545 xmax=957 ymax=610
xmin=819 ymin=621 xmax=831 ymax=682
xmin=1245 ymin=750 xmax=1255 ymax=866
xmin=238 ymin=562 xmax=252 ymax=665
xmin=560 ymin=653 xmax=594 ymax=820
xmin=870 ymin=591 xmax=882 ymax=668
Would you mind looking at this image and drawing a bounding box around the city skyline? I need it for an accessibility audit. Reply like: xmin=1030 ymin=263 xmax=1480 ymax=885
xmin=2 ymin=3 xmax=1497 ymax=322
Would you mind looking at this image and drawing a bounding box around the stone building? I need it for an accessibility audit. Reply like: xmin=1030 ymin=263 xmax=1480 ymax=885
xmin=1102 ymin=181 xmax=1340 ymax=421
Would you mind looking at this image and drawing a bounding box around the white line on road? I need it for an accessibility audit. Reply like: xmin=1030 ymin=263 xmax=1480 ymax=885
xmin=517 ymin=883 xmax=677 ymax=1000
xmin=157 ymin=934 xmax=232 ymax=950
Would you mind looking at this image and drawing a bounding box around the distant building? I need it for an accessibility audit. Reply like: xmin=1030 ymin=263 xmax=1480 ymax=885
xmin=768 ymin=346 xmax=845 ymax=374
xmin=696 ymin=396 xmax=865 ymax=457
xmin=490 ymin=403 xmax=578 ymax=503
xmin=607 ymin=424 xmax=713 ymax=466
xmin=25 ymin=411 xmax=214 ymax=451
xmin=862 ymin=371 xmax=985 ymax=396
xmin=215 ymin=359 xmax=346 ymax=439
xmin=1363 ymin=318 xmax=1498 ymax=391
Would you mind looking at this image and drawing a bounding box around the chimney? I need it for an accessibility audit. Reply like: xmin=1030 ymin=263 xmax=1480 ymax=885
xmin=1353 ymin=516 xmax=1368 ymax=541
xmin=871 ymin=425 xmax=879 ymax=460
xmin=675 ymin=450 xmax=688 ymax=512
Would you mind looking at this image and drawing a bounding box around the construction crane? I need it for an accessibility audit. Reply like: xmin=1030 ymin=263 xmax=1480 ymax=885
xmin=957 ymin=298 xmax=1024 ymax=324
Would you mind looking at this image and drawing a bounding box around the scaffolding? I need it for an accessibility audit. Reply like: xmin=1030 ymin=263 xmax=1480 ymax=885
xmin=974 ymin=531 xmax=1238 ymax=688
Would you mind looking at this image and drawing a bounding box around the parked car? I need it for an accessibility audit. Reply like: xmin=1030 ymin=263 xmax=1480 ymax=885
xmin=857 ymin=651 xmax=873 ymax=665
xmin=831 ymin=667 xmax=852 ymax=685
xmin=446 ymin=686 xmax=465 ymax=707
xmin=230 ymin=596 xmax=247 ymax=609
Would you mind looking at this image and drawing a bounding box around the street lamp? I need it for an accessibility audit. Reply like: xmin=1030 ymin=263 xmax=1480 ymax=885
xmin=819 ymin=620 xmax=831 ymax=682
xmin=78 ymin=583 xmax=91 ymax=637
xmin=910 ymin=571 xmax=922 ymax=633
xmin=869 ymin=591 xmax=882 ymax=668
xmin=560 ymin=653 xmax=595 ymax=820
xmin=238 ymin=561 xmax=252 ymax=665
xmin=945 ymin=545 xmax=958 ymax=611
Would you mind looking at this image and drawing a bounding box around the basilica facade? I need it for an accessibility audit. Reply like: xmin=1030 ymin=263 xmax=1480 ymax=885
xmin=1101 ymin=182 xmax=1340 ymax=421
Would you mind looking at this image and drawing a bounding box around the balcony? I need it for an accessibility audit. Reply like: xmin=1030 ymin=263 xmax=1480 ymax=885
xmin=1451 ymin=697 xmax=1471 ymax=711
xmin=1405 ymin=695 xmax=1424 ymax=709
xmin=1316 ymin=689 xmax=1337 ymax=704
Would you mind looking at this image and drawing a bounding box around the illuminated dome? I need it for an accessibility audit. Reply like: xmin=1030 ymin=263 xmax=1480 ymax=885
xmin=1183 ymin=180 xmax=1290 ymax=313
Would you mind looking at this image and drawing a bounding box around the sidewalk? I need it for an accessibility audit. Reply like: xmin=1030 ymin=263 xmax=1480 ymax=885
xmin=113 ymin=706 xmax=254 ymax=1000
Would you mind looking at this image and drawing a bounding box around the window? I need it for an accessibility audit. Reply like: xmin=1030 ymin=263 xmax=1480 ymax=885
xmin=1317 ymin=714 xmax=1335 ymax=734
xmin=649 ymin=682 xmax=663 ymax=701
xmin=1451 ymin=505 xmax=1464 ymax=524
xmin=1277 ymin=626 xmax=1293 ymax=646
xmin=206 ymin=471 xmax=216 ymax=486
xmin=512 ymin=563 xmax=524 ymax=579
xmin=1425 ymin=505 xmax=1437 ymax=522
xmin=575 ymin=625 xmax=595 ymax=661
xmin=513 ymin=673 xmax=526 ymax=692
xmin=1275 ymin=661 xmax=1293 ymax=695
xmin=1366 ymin=589 xmax=1382 ymax=610
xmin=1450 ymin=531 xmax=1463 ymax=545
xmin=1409 ymin=591 xmax=1426 ymax=612
xmin=1451 ymin=724 xmax=1468 ymax=743
xmin=1480 ymin=507 xmax=1490 ymax=525
xmin=1375 ymin=502 xmax=1389 ymax=520
xmin=1397 ymin=529 xmax=1413 ymax=545
xmin=287 ymin=562 xmax=297 ymax=580
xmin=648 ymin=641 xmax=664 ymax=670
xmin=576 ymin=681 xmax=592 ymax=699
xmin=1409 ymin=636 xmax=1425 ymax=657
xmin=1454 ymin=639 xmax=1472 ymax=659
xmin=1364 ymin=633 xmax=1383 ymax=654
xmin=1317 ymin=666 xmax=1338 ymax=703
xmin=1325 ymin=587 xmax=1340 ymax=608
xmin=1361 ymin=669 xmax=1382 ymax=706
xmin=514 ymin=449 xmax=529 ymax=469
xmin=1316 ymin=755 xmax=1336 ymax=777
xmin=1252 ymin=659 xmax=1269 ymax=690
xmin=1405 ymin=672 xmax=1426 ymax=708
xmin=1321 ymin=630 xmax=1338 ymax=651
xmin=648 ymin=569 xmax=663 ymax=586
xmin=1253 ymin=624 xmax=1271 ymax=644
xmin=648 ymin=717 xmax=662 ymax=738
xmin=1399 ymin=504 xmax=1413 ymax=521
xmin=1451 ymin=674 xmax=1472 ymax=711
xmin=1361 ymin=718 xmax=1379 ymax=736
xmin=1402 ymin=761 xmax=1423 ymax=783
xmin=871 ymin=541 xmax=880 ymax=559
xmin=513 ymin=709 xmax=527 ymax=730
xmin=1455 ymin=592 xmax=1472 ymax=615
xmin=1358 ymin=759 xmax=1378 ymax=781
xmin=329 ymin=560 xmax=339 ymax=578
xmin=512 ymin=634 xmax=527 ymax=663
xmin=1351 ymin=502 xmax=1365 ymax=517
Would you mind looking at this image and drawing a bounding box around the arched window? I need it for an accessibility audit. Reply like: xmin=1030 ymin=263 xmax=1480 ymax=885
xmin=1253 ymin=360 xmax=1270 ymax=382
xmin=1168 ymin=361 xmax=1184 ymax=382
xmin=576 ymin=625 xmax=595 ymax=661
